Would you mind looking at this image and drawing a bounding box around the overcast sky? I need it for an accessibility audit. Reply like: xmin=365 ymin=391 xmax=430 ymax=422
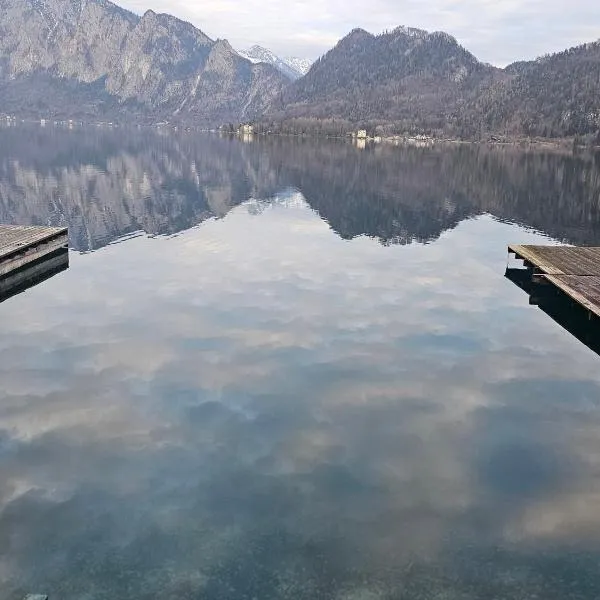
xmin=118 ymin=0 xmax=600 ymax=66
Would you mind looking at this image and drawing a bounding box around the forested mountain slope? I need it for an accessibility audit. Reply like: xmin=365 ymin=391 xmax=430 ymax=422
xmin=263 ymin=28 xmax=600 ymax=140
xmin=473 ymin=42 xmax=600 ymax=138
xmin=263 ymin=27 xmax=503 ymax=136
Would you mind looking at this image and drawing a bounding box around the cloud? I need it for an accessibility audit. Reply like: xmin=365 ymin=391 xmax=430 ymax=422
xmin=116 ymin=0 xmax=600 ymax=64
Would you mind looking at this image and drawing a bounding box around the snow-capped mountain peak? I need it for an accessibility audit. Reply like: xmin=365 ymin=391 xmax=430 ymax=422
xmin=236 ymin=50 xmax=261 ymax=64
xmin=235 ymin=45 xmax=312 ymax=80
xmin=283 ymin=56 xmax=312 ymax=76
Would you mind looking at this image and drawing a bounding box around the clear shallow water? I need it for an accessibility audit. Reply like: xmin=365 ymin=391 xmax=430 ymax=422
xmin=2 ymin=128 xmax=600 ymax=599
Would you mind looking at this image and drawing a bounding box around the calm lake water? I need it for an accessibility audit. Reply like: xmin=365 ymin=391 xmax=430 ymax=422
xmin=2 ymin=126 xmax=600 ymax=599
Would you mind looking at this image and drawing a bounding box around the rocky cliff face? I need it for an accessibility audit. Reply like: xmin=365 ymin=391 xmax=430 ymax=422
xmin=0 ymin=0 xmax=288 ymax=124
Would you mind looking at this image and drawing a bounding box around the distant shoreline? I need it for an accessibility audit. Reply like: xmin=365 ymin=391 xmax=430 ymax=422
xmin=2 ymin=116 xmax=597 ymax=154
xmin=230 ymin=128 xmax=597 ymax=153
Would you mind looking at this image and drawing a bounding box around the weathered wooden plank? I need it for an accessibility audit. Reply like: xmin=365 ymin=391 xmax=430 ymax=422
xmin=509 ymin=244 xmax=566 ymax=274
xmin=543 ymin=275 xmax=600 ymax=319
xmin=0 ymin=235 xmax=68 ymax=277
xmin=0 ymin=225 xmax=68 ymax=261
xmin=508 ymin=245 xmax=600 ymax=275
xmin=508 ymin=244 xmax=600 ymax=324
xmin=0 ymin=225 xmax=68 ymax=278
xmin=0 ymin=249 xmax=69 ymax=304
xmin=0 ymin=226 xmax=58 ymax=250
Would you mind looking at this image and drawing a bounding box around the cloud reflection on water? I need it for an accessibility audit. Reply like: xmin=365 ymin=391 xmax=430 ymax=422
xmin=1 ymin=194 xmax=600 ymax=598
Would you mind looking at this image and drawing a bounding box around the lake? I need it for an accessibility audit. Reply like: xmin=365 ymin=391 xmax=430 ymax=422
xmin=2 ymin=126 xmax=600 ymax=599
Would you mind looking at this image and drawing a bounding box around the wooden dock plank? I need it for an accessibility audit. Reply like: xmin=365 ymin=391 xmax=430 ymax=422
xmin=0 ymin=248 xmax=69 ymax=304
xmin=543 ymin=275 xmax=600 ymax=319
xmin=509 ymin=244 xmax=566 ymax=274
xmin=508 ymin=244 xmax=600 ymax=322
xmin=0 ymin=237 xmax=67 ymax=277
xmin=508 ymin=244 xmax=600 ymax=275
xmin=0 ymin=225 xmax=68 ymax=279
xmin=0 ymin=225 xmax=68 ymax=261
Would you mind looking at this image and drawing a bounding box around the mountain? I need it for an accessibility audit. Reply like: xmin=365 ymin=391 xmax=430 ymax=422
xmin=236 ymin=45 xmax=312 ymax=80
xmin=283 ymin=57 xmax=312 ymax=77
xmin=264 ymin=26 xmax=501 ymax=136
xmin=471 ymin=42 xmax=600 ymax=138
xmin=2 ymin=0 xmax=600 ymax=140
xmin=0 ymin=0 xmax=288 ymax=125
xmin=262 ymin=26 xmax=600 ymax=140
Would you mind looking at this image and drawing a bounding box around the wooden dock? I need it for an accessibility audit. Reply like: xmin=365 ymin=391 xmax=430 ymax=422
xmin=0 ymin=247 xmax=69 ymax=304
xmin=0 ymin=225 xmax=68 ymax=278
xmin=508 ymin=245 xmax=600 ymax=318
xmin=506 ymin=267 xmax=600 ymax=358
xmin=0 ymin=225 xmax=69 ymax=302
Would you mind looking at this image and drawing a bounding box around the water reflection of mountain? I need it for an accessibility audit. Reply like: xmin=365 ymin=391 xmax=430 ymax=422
xmin=263 ymin=140 xmax=476 ymax=245
xmin=262 ymin=139 xmax=600 ymax=246
xmin=1 ymin=126 xmax=600 ymax=251
xmin=0 ymin=127 xmax=281 ymax=251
